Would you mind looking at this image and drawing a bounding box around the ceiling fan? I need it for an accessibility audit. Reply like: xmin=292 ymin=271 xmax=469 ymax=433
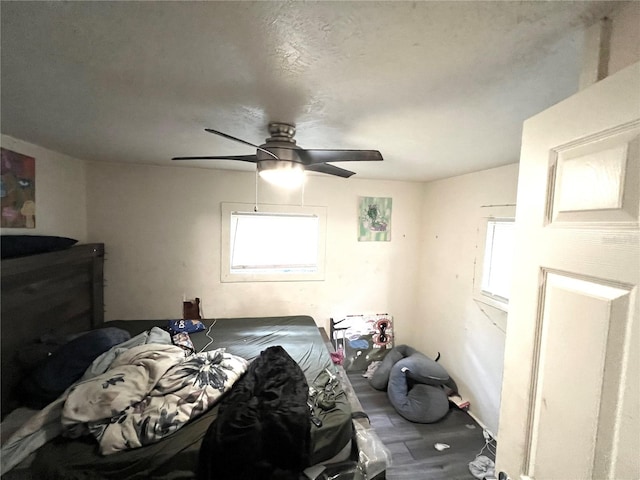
xmin=172 ymin=122 xmax=383 ymax=183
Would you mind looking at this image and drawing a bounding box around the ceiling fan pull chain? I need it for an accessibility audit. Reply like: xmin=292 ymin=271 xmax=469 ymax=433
xmin=254 ymin=169 xmax=259 ymax=212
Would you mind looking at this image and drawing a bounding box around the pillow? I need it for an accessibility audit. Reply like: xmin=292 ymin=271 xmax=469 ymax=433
xmin=17 ymin=344 xmax=61 ymax=372
xmin=167 ymin=319 xmax=205 ymax=334
xmin=1 ymin=235 xmax=78 ymax=259
xmin=387 ymin=355 xmax=450 ymax=423
xmin=369 ymin=344 xmax=417 ymax=391
xmin=17 ymin=332 xmax=90 ymax=371
xmin=20 ymin=327 xmax=131 ymax=409
xmin=369 ymin=348 xmax=404 ymax=391
xmin=402 ymin=352 xmax=450 ymax=386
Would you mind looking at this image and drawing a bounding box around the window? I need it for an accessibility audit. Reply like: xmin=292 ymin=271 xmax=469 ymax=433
xmin=480 ymin=219 xmax=515 ymax=303
xmin=230 ymin=213 xmax=319 ymax=273
xmin=221 ymin=203 xmax=327 ymax=282
xmin=473 ymin=205 xmax=516 ymax=315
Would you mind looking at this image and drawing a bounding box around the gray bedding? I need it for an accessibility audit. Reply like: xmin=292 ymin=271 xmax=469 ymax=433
xmin=11 ymin=315 xmax=353 ymax=480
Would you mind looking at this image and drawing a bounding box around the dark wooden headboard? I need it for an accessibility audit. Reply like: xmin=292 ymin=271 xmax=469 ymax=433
xmin=1 ymin=243 xmax=105 ymax=417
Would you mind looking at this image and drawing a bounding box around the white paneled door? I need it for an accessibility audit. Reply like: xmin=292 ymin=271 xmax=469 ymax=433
xmin=497 ymin=62 xmax=640 ymax=480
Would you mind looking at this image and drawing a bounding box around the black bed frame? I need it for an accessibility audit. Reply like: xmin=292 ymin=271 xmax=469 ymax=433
xmin=1 ymin=243 xmax=105 ymax=417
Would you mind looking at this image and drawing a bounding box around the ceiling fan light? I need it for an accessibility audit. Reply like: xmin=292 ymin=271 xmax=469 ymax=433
xmin=258 ymin=161 xmax=306 ymax=189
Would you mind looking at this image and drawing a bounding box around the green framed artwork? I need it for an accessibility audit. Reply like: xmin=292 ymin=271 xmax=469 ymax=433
xmin=1 ymin=148 xmax=36 ymax=228
xmin=358 ymin=196 xmax=392 ymax=241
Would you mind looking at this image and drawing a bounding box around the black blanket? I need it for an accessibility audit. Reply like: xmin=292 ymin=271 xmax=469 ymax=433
xmin=197 ymin=346 xmax=311 ymax=480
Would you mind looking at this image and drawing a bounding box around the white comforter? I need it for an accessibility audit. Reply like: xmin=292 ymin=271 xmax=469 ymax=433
xmin=0 ymin=328 xmax=248 ymax=474
xmin=62 ymin=344 xmax=248 ymax=454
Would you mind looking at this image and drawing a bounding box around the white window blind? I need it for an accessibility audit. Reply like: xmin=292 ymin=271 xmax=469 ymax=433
xmin=481 ymin=219 xmax=515 ymax=302
xmin=221 ymin=203 xmax=327 ymax=282
xmin=230 ymin=212 xmax=319 ymax=273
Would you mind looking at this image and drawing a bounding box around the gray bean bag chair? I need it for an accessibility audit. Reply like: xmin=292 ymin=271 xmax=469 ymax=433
xmin=369 ymin=344 xmax=452 ymax=423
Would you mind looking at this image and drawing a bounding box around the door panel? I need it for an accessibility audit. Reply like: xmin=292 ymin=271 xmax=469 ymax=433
xmin=497 ymin=62 xmax=640 ymax=480
xmin=550 ymin=125 xmax=639 ymax=225
xmin=528 ymin=271 xmax=633 ymax=479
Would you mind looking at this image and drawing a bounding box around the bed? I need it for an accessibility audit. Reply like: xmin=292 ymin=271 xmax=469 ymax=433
xmin=0 ymin=242 xmax=390 ymax=480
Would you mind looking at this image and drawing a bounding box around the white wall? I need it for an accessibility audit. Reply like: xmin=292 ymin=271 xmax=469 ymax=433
xmin=0 ymin=135 xmax=87 ymax=241
xmin=608 ymin=1 xmax=640 ymax=76
xmin=414 ymin=163 xmax=519 ymax=435
xmin=85 ymin=161 xmax=423 ymax=334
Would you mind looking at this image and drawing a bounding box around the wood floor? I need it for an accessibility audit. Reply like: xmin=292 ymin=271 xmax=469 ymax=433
xmin=347 ymin=372 xmax=494 ymax=480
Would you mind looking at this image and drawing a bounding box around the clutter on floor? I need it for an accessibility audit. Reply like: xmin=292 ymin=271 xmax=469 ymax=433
xmin=368 ymin=344 xmax=457 ymax=423
xmin=330 ymin=315 xmax=393 ymax=371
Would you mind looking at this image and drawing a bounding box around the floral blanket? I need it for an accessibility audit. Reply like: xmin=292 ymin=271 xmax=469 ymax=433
xmin=1 ymin=327 xmax=175 ymax=474
xmin=61 ymin=344 xmax=248 ymax=455
xmin=1 ymin=330 xmax=249 ymax=476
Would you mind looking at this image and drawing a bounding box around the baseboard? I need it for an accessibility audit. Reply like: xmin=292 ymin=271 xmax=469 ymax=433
xmin=466 ymin=409 xmax=496 ymax=441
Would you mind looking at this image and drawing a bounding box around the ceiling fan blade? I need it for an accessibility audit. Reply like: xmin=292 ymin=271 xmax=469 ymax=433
xmin=205 ymin=128 xmax=278 ymax=160
xmin=297 ymin=149 xmax=383 ymax=165
xmin=204 ymin=128 xmax=261 ymax=149
xmin=172 ymin=155 xmax=258 ymax=163
xmin=305 ymin=163 xmax=355 ymax=178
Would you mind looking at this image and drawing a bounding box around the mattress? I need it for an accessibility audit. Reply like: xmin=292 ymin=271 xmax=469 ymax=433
xmin=21 ymin=315 xmax=353 ymax=479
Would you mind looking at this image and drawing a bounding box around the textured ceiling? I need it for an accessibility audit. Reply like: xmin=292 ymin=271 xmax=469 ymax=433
xmin=0 ymin=1 xmax=624 ymax=182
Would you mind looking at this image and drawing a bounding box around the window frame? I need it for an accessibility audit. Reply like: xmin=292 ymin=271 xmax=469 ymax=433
xmin=220 ymin=202 xmax=327 ymax=283
xmin=473 ymin=205 xmax=516 ymax=315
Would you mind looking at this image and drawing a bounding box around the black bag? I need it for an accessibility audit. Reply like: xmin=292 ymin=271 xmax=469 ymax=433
xmin=198 ymin=346 xmax=311 ymax=480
